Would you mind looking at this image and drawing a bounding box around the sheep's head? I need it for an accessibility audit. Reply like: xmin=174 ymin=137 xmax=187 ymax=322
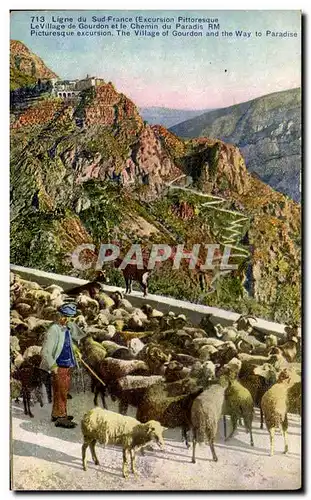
xmin=220 ymin=341 xmax=237 ymax=351
xmin=75 ymin=314 xmax=88 ymax=330
xmin=165 ymin=360 xmax=183 ymax=373
xmin=264 ymin=334 xmax=278 ymax=348
xmin=199 ymin=314 xmax=216 ymax=334
xmin=144 ymin=421 xmax=167 ymax=449
xmin=284 ymin=322 xmax=301 ymax=340
xmin=110 ymin=290 xmax=123 ymax=308
xmin=96 ymin=270 xmax=109 ymax=283
xmin=277 ymin=368 xmax=291 ymax=384
xmin=268 ymin=347 xmax=284 ymax=362
xmin=218 ymin=371 xmax=230 ymax=388
xmin=253 ymin=363 xmax=277 ymax=383
xmin=79 ymin=333 xmax=93 ymax=350
xmin=223 ymin=357 xmax=242 ymax=379
xmin=199 ymin=345 xmax=218 ymax=360
xmin=200 ymin=360 xmax=216 ymax=380
xmin=234 ymin=314 xmax=257 ymax=332
xmin=236 ymin=339 xmax=253 ymax=354
xmin=159 ymin=312 xmax=176 ymax=330
xmin=140 ymin=304 xmax=153 ymax=318
xmin=190 ymin=360 xmax=203 ymax=377
xmin=216 ymin=361 xmax=236 ymax=381
xmin=173 ymin=314 xmax=187 ymax=330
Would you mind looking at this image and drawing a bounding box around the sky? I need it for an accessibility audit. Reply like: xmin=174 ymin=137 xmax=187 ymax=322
xmin=10 ymin=10 xmax=301 ymax=110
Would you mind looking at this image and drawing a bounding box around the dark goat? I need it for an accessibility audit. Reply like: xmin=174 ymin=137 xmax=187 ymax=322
xmin=239 ymin=362 xmax=277 ymax=429
xmin=65 ymin=271 xmax=108 ymax=298
xmin=114 ymin=258 xmax=150 ymax=297
xmin=14 ymin=354 xmax=52 ymax=418
xmin=136 ymin=380 xmax=204 ymax=448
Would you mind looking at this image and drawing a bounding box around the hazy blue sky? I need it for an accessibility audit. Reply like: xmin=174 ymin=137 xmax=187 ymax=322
xmin=10 ymin=10 xmax=301 ymax=109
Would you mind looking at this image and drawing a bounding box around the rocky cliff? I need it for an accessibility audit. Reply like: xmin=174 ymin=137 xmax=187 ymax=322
xmin=10 ymin=40 xmax=57 ymax=90
xmin=10 ymin=46 xmax=301 ymax=323
xmin=170 ymin=88 xmax=301 ymax=202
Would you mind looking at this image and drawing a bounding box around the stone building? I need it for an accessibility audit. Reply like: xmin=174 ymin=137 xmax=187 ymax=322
xmin=51 ymin=79 xmax=80 ymax=98
xmin=50 ymin=75 xmax=105 ymax=98
xmin=75 ymin=75 xmax=105 ymax=91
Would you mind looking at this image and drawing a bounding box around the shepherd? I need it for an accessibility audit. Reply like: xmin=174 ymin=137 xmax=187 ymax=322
xmin=40 ymin=303 xmax=86 ymax=428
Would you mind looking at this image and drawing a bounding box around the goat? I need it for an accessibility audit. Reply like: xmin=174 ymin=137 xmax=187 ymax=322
xmin=13 ymin=354 xmax=52 ymax=417
xmin=65 ymin=271 xmax=108 ymax=298
xmin=114 ymin=258 xmax=150 ymax=297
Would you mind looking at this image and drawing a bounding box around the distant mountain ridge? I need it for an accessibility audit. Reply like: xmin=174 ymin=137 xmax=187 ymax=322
xmin=170 ymin=88 xmax=301 ymax=202
xmin=140 ymin=106 xmax=211 ymax=128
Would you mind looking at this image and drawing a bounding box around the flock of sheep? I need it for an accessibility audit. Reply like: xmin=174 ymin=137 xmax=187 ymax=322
xmin=10 ymin=272 xmax=301 ymax=479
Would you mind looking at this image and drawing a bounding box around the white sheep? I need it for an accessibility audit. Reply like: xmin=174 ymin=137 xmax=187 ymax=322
xmin=14 ymin=276 xmax=42 ymax=291
xmin=74 ymin=314 xmax=88 ymax=330
xmin=111 ymin=308 xmax=131 ymax=320
xmin=107 ymin=325 xmax=116 ymax=337
xmin=118 ymin=298 xmax=135 ymax=312
xmin=261 ymin=368 xmax=297 ymax=456
xmin=214 ymin=324 xmax=239 ymax=342
xmin=192 ymin=338 xmax=224 ymax=349
xmin=199 ymin=361 xmax=217 ymax=381
xmin=77 ymin=294 xmax=99 ymax=317
xmin=198 ymin=344 xmax=218 ymax=361
xmin=24 ymin=289 xmax=52 ymax=307
xmin=126 ymin=310 xmax=148 ymax=331
xmin=81 ymin=407 xmax=166 ymax=478
xmin=224 ymin=357 xmax=242 ymax=378
xmin=23 ymin=345 xmax=42 ymax=359
xmin=44 ymin=284 xmax=64 ymax=294
xmin=94 ymin=310 xmax=110 ymax=327
xmin=190 ymin=360 xmax=216 ymax=382
xmin=25 ymin=316 xmax=52 ymax=331
xmin=265 ymin=334 xmax=278 ymax=348
xmin=128 ymin=338 xmax=145 ymax=357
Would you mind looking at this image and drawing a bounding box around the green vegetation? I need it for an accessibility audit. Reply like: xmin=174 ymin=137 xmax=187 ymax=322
xmin=87 ymin=127 xmax=129 ymax=166
xmin=10 ymin=67 xmax=37 ymax=91
xmin=74 ymin=87 xmax=96 ymax=118
xmin=10 ymin=210 xmax=70 ymax=273
xmin=79 ymin=180 xmax=124 ymax=243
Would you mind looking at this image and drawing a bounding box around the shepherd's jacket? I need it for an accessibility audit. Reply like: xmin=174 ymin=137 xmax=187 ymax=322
xmin=40 ymin=322 xmax=86 ymax=372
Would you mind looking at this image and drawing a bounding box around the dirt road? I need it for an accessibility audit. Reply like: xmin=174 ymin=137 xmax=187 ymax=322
xmin=11 ymin=392 xmax=301 ymax=491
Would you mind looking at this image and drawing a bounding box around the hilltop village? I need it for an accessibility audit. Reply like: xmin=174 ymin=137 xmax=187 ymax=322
xmin=50 ymin=75 xmax=105 ymax=98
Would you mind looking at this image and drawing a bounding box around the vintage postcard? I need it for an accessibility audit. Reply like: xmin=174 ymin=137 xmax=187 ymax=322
xmin=10 ymin=9 xmax=301 ymax=491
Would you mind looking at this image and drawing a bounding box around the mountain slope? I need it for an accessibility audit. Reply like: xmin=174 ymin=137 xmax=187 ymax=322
xmin=10 ymin=40 xmax=58 ymax=90
xmin=10 ymin=46 xmax=301 ymax=323
xmin=170 ymin=88 xmax=301 ymax=202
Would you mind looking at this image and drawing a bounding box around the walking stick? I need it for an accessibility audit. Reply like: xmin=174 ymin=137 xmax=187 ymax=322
xmin=78 ymin=357 xmax=107 ymax=389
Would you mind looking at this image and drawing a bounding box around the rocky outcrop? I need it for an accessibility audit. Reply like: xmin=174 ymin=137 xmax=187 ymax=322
xmin=10 ymin=40 xmax=57 ymax=90
xmin=170 ymin=88 xmax=301 ymax=202
xmin=11 ymin=99 xmax=69 ymax=129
